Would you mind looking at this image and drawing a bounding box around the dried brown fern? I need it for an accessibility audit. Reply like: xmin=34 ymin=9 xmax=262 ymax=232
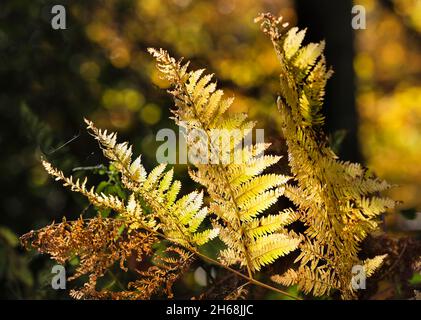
xmin=22 ymin=217 xmax=158 ymax=299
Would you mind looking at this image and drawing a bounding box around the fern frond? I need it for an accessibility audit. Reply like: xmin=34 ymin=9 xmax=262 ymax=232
xmin=43 ymin=120 xmax=218 ymax=249
xmin=88 ymin=120 xmax=219 ymax=247
xmin=363 ymin=254 xmax=387 ymax=278
xmin=42 ymin=159 xmax=146 ymax=221
xmin=129 ymin=246 xmax=194 ymax=299
xmin=272 ymin=266 xmax=338 ymax=296
xmin=150 ymin=48 xmax=299 ymax=274
xmin=21 ymin=217 xmax=159 ymax=299
xmin=257 ymin=13 xmax=397 ymax=298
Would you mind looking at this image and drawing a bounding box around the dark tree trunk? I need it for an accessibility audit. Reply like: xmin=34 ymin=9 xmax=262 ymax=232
xmin=295 ymin=0 xmax=361 ymax=162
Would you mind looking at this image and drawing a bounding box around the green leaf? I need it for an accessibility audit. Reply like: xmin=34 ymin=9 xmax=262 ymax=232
xmin=0 ymin=226 xmax=19 ymax=248
xmin=96 ymin=181 xmax=110 ymax=194
xmin=409 ymin=272 xmax=421 ymax=285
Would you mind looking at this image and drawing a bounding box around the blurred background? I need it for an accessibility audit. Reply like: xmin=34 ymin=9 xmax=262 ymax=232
xmin=0 ymin=0 xmax=420 ymax=299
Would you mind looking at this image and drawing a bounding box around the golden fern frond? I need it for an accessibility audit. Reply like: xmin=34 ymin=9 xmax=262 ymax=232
xmin=87 ymin=119 xmax=219 ymax=247
xmin=257 ymin=13 xmax=397 ymax=298
xmin=150 ymin=48 xmax=299 ymax=275
xmin=43 ymin=120 xmax=218 ymax=249
xmin=271 ymin=269 xmax=298 ymax=287
xmin=272 ymin=266 xmax=338 ymax=296
xmin=42 ymin=159 xmax=157 ymax=230
xmin=363 ymin=254 xmax=388 ymax=278
xmin=42 ymin=159 xmax=127 ymax=212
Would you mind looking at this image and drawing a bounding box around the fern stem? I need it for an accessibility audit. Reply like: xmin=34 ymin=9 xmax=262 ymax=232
xmin=191 ymin=249 xmax=301 ymax=300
